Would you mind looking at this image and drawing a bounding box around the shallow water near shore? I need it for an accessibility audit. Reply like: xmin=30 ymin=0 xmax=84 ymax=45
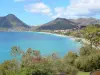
xmin=0 ymin=32 xmax=81 ymax=63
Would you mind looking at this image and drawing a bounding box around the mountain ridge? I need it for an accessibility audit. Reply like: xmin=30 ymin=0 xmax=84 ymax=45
xmin=0 ymin=14 xmax=30 ymax=29
xmin=69 ymin=17 xmax=100 ymax=26
xmin=0 ymin=14 xmax=100 ymax=30
xmin=37 ymin=18 xmax=77 ymax=30
xmin=37 ymin=17 xmax=100 ymax=30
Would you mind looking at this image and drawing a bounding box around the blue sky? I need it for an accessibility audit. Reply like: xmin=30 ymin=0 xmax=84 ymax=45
xmin=0 ymin=0 xmax=100 ymax=26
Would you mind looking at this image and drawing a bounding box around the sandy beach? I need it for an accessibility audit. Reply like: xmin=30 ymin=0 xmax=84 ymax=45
xmin=38 ymin=32 xmax=100 ymax=49
xmin=37 ymin=32 xmax=88 ymax=43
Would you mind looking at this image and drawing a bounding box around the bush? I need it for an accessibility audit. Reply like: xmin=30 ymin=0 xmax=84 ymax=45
xmin=0 ymin=47 xmax=80 ymax=75
xmin=64 ymin=51 xmax=78 ymax=65
xmin=21 ymin=61 xmax=54 ymax=75
xmin=52 ymin=59 xmax=78 ymax=75
xmin=79 ymin=45 xmax=96 ymax=56
xmin=0 ymin=59 xmax=19 ymax=75
xmin=74 ymin=53 xmax=100 ymax=72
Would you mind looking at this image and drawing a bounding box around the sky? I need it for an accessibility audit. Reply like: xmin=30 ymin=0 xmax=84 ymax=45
xmin=0 ymin=0 xmax=100 ymax=26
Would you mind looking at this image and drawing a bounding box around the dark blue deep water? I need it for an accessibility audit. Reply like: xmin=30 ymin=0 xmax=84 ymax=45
xmin=0 ymin=32 xmax=81 ymax=63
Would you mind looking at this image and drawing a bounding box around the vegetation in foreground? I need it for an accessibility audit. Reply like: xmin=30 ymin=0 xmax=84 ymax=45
xmin=0 ymin=25 xmax=100 ymax=75
xmin=77 ymin=71 xmax=90 ymax=75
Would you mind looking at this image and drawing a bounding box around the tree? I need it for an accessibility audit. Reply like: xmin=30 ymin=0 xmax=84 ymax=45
xmin=64 ymin=51 xmax=78 ymax=65
xmin=81 ymin=25 xmax=100 ymax=49
xmin=0 ymin=59 xmax=19 ymax=75
xmin=26 ymin=48 xmax=33 ymax=56
xmin=33 ymin=50 xmax=41 ymax=58
xmin=52 ymin=59 xmax=78 ymax=75
xmin=75 ymin=53 xmax=100 ymax=72
xmin=79 ymin=45 xmax=96 ymax=56
xmin=11 ymin=46 xmax=23 ymax=57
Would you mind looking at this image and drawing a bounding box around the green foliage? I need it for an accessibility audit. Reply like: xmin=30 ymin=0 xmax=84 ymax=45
xmin=0 ymin=59 xmax=19 ymax=75
xmin=64 ymin=31 xmax=71 ymax=36
xmin=69 ymin=31 xmax=82 ymax=38
xmin=4 ymin=46 xmax=78 ymax=75
xmin=11 ymin=46 xmax=23 ymax=57
xmin=64 ymin=51 xmax=78 ymax=65
xmin=81 ymin=25 xmax=100 ymax=48
xmin=79 ymin=45 xmax=96 ymax=56
xmin=52 ymin=59 xmax=78 ymax=75
xmin=75 ymin=45 xmax=100 ymax=72
xmin=75 ymin=53 xmax=100 ymax=72
xmin=77 ymin=71 xmax=90 ymax=75
xmin=2 ymin=44 xmax=100 ymax=74
xmin=20 ymin=61 xmax=54 ymax=75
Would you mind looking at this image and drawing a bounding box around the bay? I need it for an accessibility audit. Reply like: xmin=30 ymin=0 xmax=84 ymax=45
xmin=0 ymin=32 xmax=81 ymax=63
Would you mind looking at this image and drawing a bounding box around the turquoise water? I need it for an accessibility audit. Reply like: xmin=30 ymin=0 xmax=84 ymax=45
xmin=0 ymin=32 xmax=81 ymax=63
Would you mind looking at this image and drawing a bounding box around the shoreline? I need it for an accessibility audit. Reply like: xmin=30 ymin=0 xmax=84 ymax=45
xmin=38 ymin=32 xmax=100 ymax=49
xmin=37 ymin=32 xmax=76 ymax=41
xmin=0 ymin=31 xmax=88 ymax=44
xmin=37 ymin=32 xmax=87 ymax=43
xmin=1 ymin=31 xmax=98 ymax=48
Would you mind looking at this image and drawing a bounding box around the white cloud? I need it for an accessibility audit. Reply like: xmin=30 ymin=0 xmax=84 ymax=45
xmin=25 ymin=2 xmax=52 ymax=16
xmin=52 ymin=7 xmax=66 ymax=18
xmin=52 ymin=0 xmax=100 ymax=18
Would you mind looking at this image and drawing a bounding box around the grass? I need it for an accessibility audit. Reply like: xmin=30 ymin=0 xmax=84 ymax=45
xmin=77 ymin=71 xmax=90 ymax=75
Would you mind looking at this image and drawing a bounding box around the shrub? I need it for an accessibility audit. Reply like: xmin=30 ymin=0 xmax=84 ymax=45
xmin=0 ymin=59 xmax=19 ymax=75
xmin=21 ymin=62 xmax=54 ymax=75
xmin=64 ymin=51 xmax=78 ymax=65
xmin=52 ymin=59 xmax=78 ymax=75
xmin=75 ymin=53 xmax=100 ymax=72
xmin=79 ymin=45 xmax=96 ymax=56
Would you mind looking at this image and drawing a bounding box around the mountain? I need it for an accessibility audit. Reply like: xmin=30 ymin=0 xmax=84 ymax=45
xmin=1 ymin=14 xmax=99 ymax=31
xmin=30 ymin=26 xmax=40 ymax=31
xmin=0 ymin=14 xmax=30 ymax=29
xmin=70 ymin=17 xmax=100 ymax=26
xmin=37 ymin=18 xmax=77 ymax=30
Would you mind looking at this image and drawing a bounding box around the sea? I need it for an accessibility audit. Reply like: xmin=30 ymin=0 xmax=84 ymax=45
xmin=0 ymin=32 xmax=81 ymax=63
